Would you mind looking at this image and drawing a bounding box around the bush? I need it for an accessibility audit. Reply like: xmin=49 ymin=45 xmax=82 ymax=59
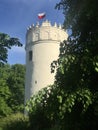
xmin=0 ymin=113 xmax=29 ymax=130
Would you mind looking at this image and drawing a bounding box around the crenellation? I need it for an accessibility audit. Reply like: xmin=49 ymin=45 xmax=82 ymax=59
xmin=58 ymin=23 xmax=62 ymax=29
xmin=54 ymin=22 xmax=57 ymax=27
xmin=29 ymin=25 xmax=32 ymax=29
xmin=36 ymin=22 xmax=40 ymax=27
xmin=26 ymin=20 xmax=68 ymax=45
xmin=41 ymin=20 xmax=51 ymax=27
xmin=31 ymin=24 xmax=35 ymax=27
xmin=27 ymin=27 xmax=29 ymax=30
xmin=27 ymin=20 xmax=65 ymax=32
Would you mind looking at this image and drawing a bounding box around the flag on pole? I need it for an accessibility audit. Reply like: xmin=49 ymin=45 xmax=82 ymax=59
xmin=38 ymin=12 xmax=46 ymax=19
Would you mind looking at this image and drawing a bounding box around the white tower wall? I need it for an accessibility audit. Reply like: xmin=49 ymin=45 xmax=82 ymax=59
xmin=25 ymin=20 xmax=68 ymax=102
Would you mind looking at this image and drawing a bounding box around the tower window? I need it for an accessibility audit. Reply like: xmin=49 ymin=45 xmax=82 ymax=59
xmin=29 ymin=51 xmax=32 ymax=61
xmin=35 ymin=80 xmax=37 ymax=84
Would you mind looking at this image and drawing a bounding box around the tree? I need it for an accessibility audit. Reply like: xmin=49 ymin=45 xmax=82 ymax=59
xmin=55 ymin=0 xmax=98 ymax=92
xmin=0 ymin=32 xmax=22 ymax=65
xmin=7 ymin=64 xmax=25 ymax=113
xmin=53 ymin=0 xmax=98 ymax=129
xmin=0 ymin=64 xmax=12 ymax=117
xmin=0 ymin=64 xmax=25 ymax=117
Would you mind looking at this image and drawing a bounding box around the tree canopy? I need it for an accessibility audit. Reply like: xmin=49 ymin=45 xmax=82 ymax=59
xmin=0 ymin=33 xmax=22 ymax=65
xmin=0 ymin=64 xmax=25 ymax=117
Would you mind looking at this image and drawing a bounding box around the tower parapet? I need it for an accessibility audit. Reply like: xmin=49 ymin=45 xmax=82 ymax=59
xmin=26 ymin=20 xmax=68 ymax=48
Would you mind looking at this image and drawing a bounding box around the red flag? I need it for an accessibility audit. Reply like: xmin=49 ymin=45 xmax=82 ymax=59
xmin=38 ymin=12 xmax=46 ymax=19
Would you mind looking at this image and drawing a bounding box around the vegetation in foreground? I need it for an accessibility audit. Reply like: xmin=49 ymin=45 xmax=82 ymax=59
xmin=0 ymin=113 xmax=29 ymax=130
xmin=0 ymin=64 xmax=25 ymax=117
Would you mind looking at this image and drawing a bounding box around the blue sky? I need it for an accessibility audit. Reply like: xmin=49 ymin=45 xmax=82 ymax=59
xmin=0 ymin=0 xmax=65 ymax=65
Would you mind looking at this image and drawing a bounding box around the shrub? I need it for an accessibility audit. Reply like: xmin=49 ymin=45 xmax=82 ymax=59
xmin=0 ymin=113 xmax=29 ymax=130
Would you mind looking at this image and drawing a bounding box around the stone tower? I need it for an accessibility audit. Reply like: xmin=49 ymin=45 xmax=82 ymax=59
xmin=25 ymin=20 xmax=68 ymax=102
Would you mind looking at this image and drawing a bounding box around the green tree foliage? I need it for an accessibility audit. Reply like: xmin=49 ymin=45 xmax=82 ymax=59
xmin=0 ymin=64 xmax=25 ymax=117
xmin=0 ymin=32 xmax=22 ymax=65
xmin=55 ymin=0 xmax=98 ymax=92
xmin=0 ymin=113 xmax=29 ymax=130
xmin=26 ymin=86 xmax=56 ymax=130
xmin=26 ymin=85 xmax=98 ymax=130
xmin=0 ymin=65 xmax=12 ymax=117
xmin=7 ymin=64 xmax=25 ymax=112
xmin=26 ymin=0 xmax=98 ymax=130
xmin=53 ymin=0 xmax=98 ymax=129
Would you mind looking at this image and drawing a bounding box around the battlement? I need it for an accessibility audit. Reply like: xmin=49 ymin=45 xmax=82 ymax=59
xmin=27 ymin=20 xmax=62 ymax=29
xmin=26 ymin=20 xmax=68 ymax=45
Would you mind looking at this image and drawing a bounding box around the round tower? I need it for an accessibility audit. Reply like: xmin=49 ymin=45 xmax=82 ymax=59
xmin=25 ymin=20 xmax=68 ymax=102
